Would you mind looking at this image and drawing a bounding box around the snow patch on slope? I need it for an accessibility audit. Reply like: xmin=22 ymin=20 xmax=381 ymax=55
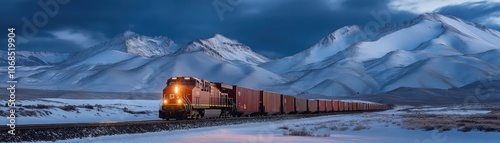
xmin=180 ymin=34 xmax=269 ymax=65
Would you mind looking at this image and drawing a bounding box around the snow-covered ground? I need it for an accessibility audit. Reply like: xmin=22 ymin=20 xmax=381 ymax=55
xmin=47 ymin=106 xmax=498 ymax=143
xmin=2 ymin=98 xmax=497 ymax=142
xmin=0 ymin=98 xmax=159 ymax=125
xmin=407 ymin=107 xmax=491 ymax=115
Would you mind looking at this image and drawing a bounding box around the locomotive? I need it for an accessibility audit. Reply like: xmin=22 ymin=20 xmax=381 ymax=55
xmin=159 ymin=76 xmax=389 ymax=120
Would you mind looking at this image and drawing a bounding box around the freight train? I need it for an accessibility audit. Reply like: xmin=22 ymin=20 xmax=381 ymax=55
xmin=159 ymin=76 xmax=389 ymax=120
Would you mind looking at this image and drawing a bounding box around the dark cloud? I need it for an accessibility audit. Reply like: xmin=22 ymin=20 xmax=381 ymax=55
xmin=1 ymin=0 xmax=495 ymax=58
xmin=435 ymin=1 xmax=500 ymax=30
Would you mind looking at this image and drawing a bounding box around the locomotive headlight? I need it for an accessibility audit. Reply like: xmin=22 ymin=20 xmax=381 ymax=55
xmin=163 ymin=99 xmax=168 ymax=104
xmin=175 ymin=86 xmax=178 ymax=94
xmin=177 ymin=99 xmax=182 ymax=104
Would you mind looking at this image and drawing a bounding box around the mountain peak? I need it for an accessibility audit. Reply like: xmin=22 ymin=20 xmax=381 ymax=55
xmin=179 ymin=35 xmax=269 ymax=65
xmin=320 ymin=25 xmax=363 ymax=45
xmin=212 ymin=33 xmax=228 ymax=39
xmin=120 ymin=30 xmax=139 ymax=38
xmin=62 ymin=31 xmax=178 ymax=64
xmin=206 ymin=34 xmax=241 ymax=45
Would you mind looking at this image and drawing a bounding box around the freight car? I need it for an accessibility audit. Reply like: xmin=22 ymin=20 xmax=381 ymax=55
xmin=159 ymin=76 xmax=390 ymax=120
xmin=281 ymin=94 xmax=295 ymax=114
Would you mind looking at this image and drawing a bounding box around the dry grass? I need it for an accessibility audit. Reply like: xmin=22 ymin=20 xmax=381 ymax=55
xmin=283 ymin=128 xmax=331 ymax=137
xmin=277 ymin=125 xmax=289 ymax=130
xmin=315 ymin=133 xmax=331 ymax=137
xmin=338 ymin=126 xmax=350 ymax=131
xmin=353 ymin=125 xmax=370 ymax=131
xmin=401 ymin=112 xmax=500 ymax=132
xmin=283 ymin=128 xmax=314 ymax=136
xmin=314 ymin=125 xmax=328 ymax=130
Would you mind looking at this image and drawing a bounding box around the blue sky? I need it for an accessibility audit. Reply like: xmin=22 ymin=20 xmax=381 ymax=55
xmin=2 ymin=0 xmax=499 ymax=59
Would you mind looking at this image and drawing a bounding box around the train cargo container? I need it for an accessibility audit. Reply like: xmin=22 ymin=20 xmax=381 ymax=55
xmin=281 ymin=94 xmax=295 ymax=114
xmin=342 ymin=101 xmax=347 ymax=111
xmin=326 ymin=100 xmax=333 ymax=112
xmin=333 ymin=100 xmax=339 ymax=111
xmin=339 ymin=101 xmax=344 ymax=111
xmin=227 ymin=85 xmax=260 ymax=116
xmin=318 ymin=100 xmax=326 ymax=112
xmin=352 ymin=103 xmax=356 ymax=111
xmin=307 ymin=99 xmax=318 ymax=113
xmin=346 ymin=102 xmax=350 ymax=111
xmin=295 ymin=98 xmax=308 ymax=113
xmin=260 ymin=91 xmax=281 ymax=115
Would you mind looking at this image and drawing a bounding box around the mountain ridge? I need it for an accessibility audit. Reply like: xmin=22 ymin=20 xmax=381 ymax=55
xmin=1 ymin=13 xmax=500 ymax=98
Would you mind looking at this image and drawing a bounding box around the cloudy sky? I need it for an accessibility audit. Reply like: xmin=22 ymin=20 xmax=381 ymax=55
xmin=2 ymin=0 xmax=499 ymax=58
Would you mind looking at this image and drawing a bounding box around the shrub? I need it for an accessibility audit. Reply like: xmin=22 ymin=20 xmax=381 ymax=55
xmin=60 ymin=105 xmax=77 ymax=111
xmin=338 ymin=127 xmax=349 ymax=131
xmin=330 ymin=125 xmax=338 ymax=130
xmin=277 ymin=125 xmax=289 ymax=130
xmin=353 ymin=125 xmax=370 ymax=131
xmin=283 ymin=128 xmax=314 ymax=136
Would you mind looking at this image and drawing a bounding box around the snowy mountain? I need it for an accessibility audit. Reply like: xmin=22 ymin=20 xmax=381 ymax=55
xmin=1 ymin=13 xmax=500 ymax=97
xmin=179 ymin=34 xmax=270 ymax=65
xmin=61 ymin=30 xmax=179 ymax=66
xmin=0 ymin=50 xmax=70 ymax=66
xmin=0 ymin=32 xmax=283 ymax=92
xmin=261 ymin=13 xmax=500 ymax=96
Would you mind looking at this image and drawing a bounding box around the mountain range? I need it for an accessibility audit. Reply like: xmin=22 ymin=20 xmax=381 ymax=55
xmin=1 ymin=13 xmax=500 ymax=97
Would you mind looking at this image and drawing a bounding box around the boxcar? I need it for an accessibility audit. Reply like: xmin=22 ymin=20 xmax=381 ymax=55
xmin=345 ymin=102 xmax=350 ymax=111
xmin=281 ymin=94 xmax=295 ymax=114
xmin=338 ymin=101 xmax=344 ymax=111
xmin=326 ymin=100 xmax=333 ymax=112
xmin=350 ymin=103 xmax=354 ymax=111
xmin=295 ymin=98 xmax=308 ymax=113
xmin=227 ymin=85 xmax=260 ymax=116
xmin=260 ymin=91 xmax=281 ymax=115
xmin=308 ymin=99 xmax=318 ymax=113
xmin=333 ymin=100 xmax=339 ymax=111
xmin=318 ymin=100 xmax=326 ymax=112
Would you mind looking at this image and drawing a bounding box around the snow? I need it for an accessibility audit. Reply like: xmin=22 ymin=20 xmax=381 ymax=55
xmin=0 ymin=50 xmax=70 ymax=66
xmin=353 ymin=19 xmax=443 ymax=62
xmin=0 ymin=98 xmax=159 ymax=125
xmin=407 ymin=107 xmax=491 ymax=115
xmin=69 ymin=50 xmax=136 ymax=67
xmin=180 ymin=34 xmax=270 ymax=65
xmin=259 ymin=13 xmax=500 ymax=96
xmin=53 ymin=107 xmax=499 ymax=143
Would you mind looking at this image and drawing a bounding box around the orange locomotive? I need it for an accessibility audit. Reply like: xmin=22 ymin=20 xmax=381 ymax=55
xmin=159 ymin=76 xmax=234 ymax=120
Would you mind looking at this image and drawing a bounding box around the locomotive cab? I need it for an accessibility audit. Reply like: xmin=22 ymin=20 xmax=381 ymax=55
xmin=159 ymin=76 xmax=234 ymax=120
xmin=159 ymin=76 xmax=200 ymax=120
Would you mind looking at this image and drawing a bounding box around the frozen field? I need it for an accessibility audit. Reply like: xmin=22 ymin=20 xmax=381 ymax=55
xmin=0 ymin=98 xmax=159 ymax=125
xmin=1 ymin=98 xmax=498 ymax=142
xmin=53 ymin=107 xmax=498 ymax=143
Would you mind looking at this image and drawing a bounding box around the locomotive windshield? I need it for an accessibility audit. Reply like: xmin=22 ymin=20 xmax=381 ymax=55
xmin=181 ymin=81 xmax=195 ymax=85
xmin=167 ymin=80 xmax=196 ymax=86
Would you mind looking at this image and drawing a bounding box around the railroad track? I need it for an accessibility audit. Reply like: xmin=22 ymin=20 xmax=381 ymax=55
xmin=0 ymin=119 xmax=173 ymax=130
xmin=0 ymin=111 xmax=383 ymax=142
